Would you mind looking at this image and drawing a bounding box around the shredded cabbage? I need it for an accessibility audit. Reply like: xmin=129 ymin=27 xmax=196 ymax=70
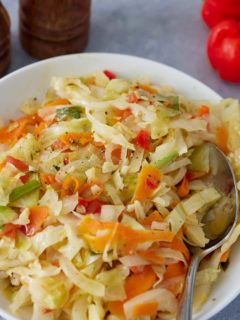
xmin=72 ymin=296 xmax=88 ymax=320
xmin=31 ymin=225 xmax=66 ymax=255
xmin=96 ymin=265 xmax=129 ymax=301
xmin=0 ymin=71 xmax=239 ymax=319
xmin=182 ymin=188 xmax=220 ymax=216
xmin=39 ymin=186 xmax=62 ymax=216
xmin=59 ymin=256 xmax=105 ymax=297
xmin=165 ymin=203 xmax=186 ymax=234
xmin=100 ymin=205 xmax=124 ymax=221
xmin=28 ymin=275 xmax=70 ymax=310
xmin=9 ymin=285 xmax=30 ymax=313
xmin=59 ymin=225 xmax=86 ymax=260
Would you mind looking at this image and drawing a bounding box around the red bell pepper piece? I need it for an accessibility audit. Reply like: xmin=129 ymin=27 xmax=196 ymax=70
xmin=146 ymin=177 xmax=158 ymax=189
xmin=135 ymin=129 xmax=151 ymax=151
xmin=78 ymin=199 xmax=106 ymax=214
xmin=86 ymin=199 xmax=105 ymax=214
xmin=207 ymin=20 xmax=240 ymax=83
xmin=5 ymin=156 xmax=29 ymax=183
xmin=201 ymin=0 xmax=240 ymax=29
xmin=103 ymin=70 xmax=116 ymax=80
xmin=6 ymin=156 xmax=28 ymax=172
xmin=20 ymin=173 xmax=30 ymax=184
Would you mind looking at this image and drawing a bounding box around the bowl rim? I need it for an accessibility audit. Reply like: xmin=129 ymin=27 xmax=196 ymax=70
xmin=0 ymin=52 xmax=222 ymax=101
xmin=0 ymin=52 xmax=236 ymax=320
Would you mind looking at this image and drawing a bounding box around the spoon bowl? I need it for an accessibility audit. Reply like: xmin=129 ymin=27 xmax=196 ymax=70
xmin=178 ymin=143 xmax=239 ymax=320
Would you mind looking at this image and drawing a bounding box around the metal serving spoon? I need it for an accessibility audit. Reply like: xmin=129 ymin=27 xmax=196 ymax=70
xmin=177 ymin=143 xmax=239 ymax=320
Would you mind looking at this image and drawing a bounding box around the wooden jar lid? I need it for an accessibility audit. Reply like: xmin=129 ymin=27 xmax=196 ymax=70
xmin=19 ymin=0 xmax=91 ymax=59
xmin=0 ymin=2 xmax=10 ymax=77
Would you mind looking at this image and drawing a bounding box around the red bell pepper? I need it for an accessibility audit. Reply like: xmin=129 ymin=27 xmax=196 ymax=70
xmin=78 ymin=199 xmax=106 ymax=214
xmin=202 ymin=0 xmax=240 ymax=28
xmin=6 ymin=156 xmax=28 ymax=172
xmin=5 ymin=156 xmax=29 ymax=183
xmin=103 ymin=70 xmax=116 ymax=80
xmin=20 ymin=173 xmax=30 ymax=184
xmin=207 ymin=20 xmax=240 ymax=82
xmin=135 ymin=129 xmax=151 ymax=151
xmin=85 ymin=199 xmax=106 ymax=214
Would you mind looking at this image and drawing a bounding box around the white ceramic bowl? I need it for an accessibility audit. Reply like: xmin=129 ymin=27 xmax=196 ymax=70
xmin=0 ymin=53 xmax=239 ymax=320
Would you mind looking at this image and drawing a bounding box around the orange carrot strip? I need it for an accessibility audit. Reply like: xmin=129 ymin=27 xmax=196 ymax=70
xmin=59 ymin=132 xmax=92 ymax=147
xmin=177 ymin=227 xmax=184 ymax=238
xmin=44 ymin=98 xmax=70 ymax=107
xmin=61 ymin=176 xmax=80 ymax=198
xmin=126 ymin=92 xmax=138 ymax=103
xmin=220 ymin=248 xmax=231 ymax=263
xmin=78 ymin=216 xmax=174 ymax=254
xmin=79 ymin=216 xmax=174 ymax=243
xmin=164 ymin=262 xmax=186 ymax=280
xmin=111 ymin=147 xmax=122 ymax=165
xmin=177 ymin=176 xmax=189 ymax=198
xmin=108 ymin=266 xmax=157 ymax=317
xmin=51 ymin=260 xmax=60 ymax=267
xmin=34 ymin=121 xmax=49 ymax=137
xmin=29 ymin=206 xmax=48 ymax=228
xmin=138 ymin=250 xmax=164 ymax=264
xmin=0 ymin=223 xmax=20 ymax=239
xmin=120 ymin=227 xmax=174 ymax=255
xmin=92 ymin=140 xmax=105 ymax=149
xmin=132 ymin=165 xmax=161 ymax=202
xmin=133 ymin=302 xmax=158 ymax=317
xmin=0 ymin=160 xmax=6 ymax=172
xmin=171 ymin=237 xmax=190 ymax=261
xmin=78 ymin=216 xmax=110 ymax=235
xmin=0 ymin=115 xmax=39 ymax=145
xmin=125 ymin=266 xmax=157 ymax=299
xmin=138 ymin=84 xmax=157 ymax=94
xmin=198 ymin=105 xmax=210 ymax=116
xmin=25 ymin=206 xmax=49 ymax=236
xmin=108 ymin=301 xmax=124 ymax=317
xmin=141 ymin=211 xmax=163 ymax=226
xmin=84 ymin=233 xmax=113 ymax=253
xmin=216 ymin=127 xmax=228 ymax=154
xmin=114 ymin=108 xmax=132 ymax=120
xmin=40 ymin=173 xmax=57 ymax=186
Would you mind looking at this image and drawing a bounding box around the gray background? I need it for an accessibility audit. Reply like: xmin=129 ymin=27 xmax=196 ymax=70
xmin=1 ymin=0 xmax=240 ymax=319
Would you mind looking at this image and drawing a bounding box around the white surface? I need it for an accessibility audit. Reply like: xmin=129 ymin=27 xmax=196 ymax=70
xmin=0 ymin=53 xmax=239 ymax=320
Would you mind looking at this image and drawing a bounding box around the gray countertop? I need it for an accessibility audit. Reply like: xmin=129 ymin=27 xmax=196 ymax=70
xmin=1 ymin=0 xmax=240 ymax=319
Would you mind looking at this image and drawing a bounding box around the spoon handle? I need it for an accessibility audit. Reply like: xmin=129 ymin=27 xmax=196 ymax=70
xmin=177 ymin=254 xmax=201 ymax=320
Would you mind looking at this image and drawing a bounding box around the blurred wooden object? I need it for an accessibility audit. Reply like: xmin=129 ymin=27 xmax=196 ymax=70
xmin=0 ymin=1 xmax=10 ymax=77
xmin=19 ymin=0 xmax=91 ymax=59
